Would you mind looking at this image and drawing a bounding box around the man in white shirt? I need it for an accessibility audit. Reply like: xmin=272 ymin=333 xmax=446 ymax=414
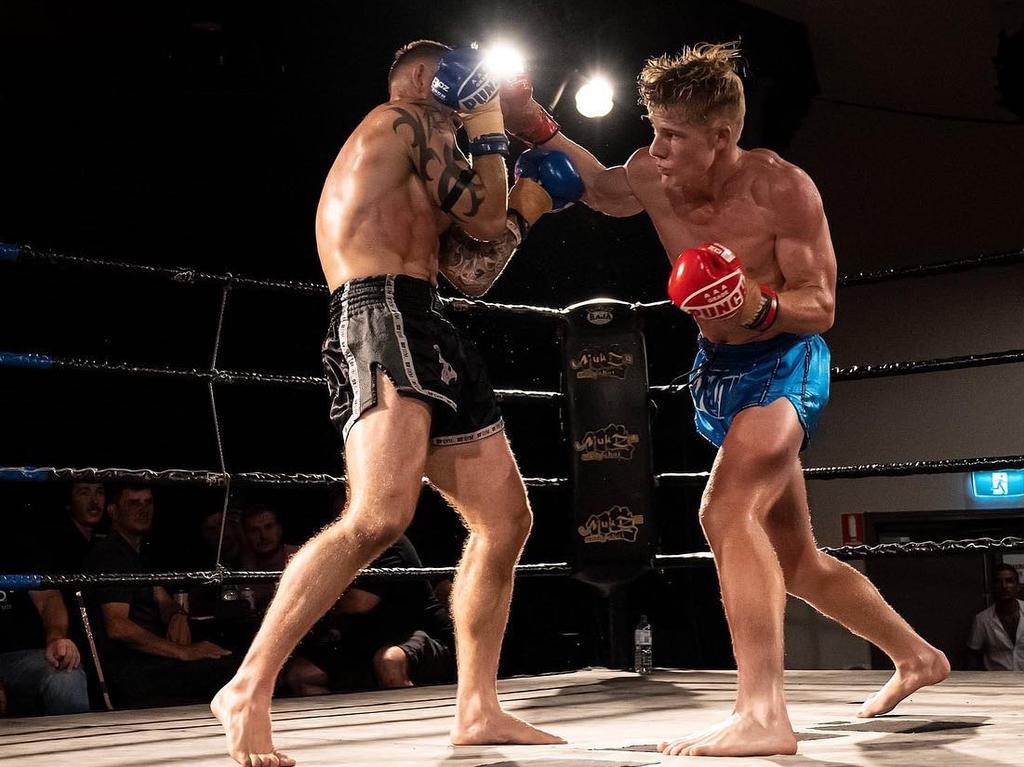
xmin=968 ymin=564 xmax=1024 ymax=671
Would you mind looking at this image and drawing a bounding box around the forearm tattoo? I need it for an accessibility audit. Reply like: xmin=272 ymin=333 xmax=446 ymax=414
xmin=438 ymin=214 xmax=527 ymax=297
xmin=388 ymin=105 xmax=483 ymax=221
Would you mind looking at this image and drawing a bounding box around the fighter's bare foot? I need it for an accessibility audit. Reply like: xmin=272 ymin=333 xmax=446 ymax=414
xmin=373 ymin=646 xmax=413 ymax=689
xmin=451 ymin=710 xmax=565 ymax=746
xmin=858 ymin=648 xmax=950 ymax=718
xmin=211 ymin=681 xmax=295 ymax=767
xmin=658 ymin=712 xmax=797 ymax=757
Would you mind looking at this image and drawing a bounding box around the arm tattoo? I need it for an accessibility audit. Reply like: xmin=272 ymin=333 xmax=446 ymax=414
xmin=437 ymin=143 xmax=483 ymax=218
xmin=438 ymin=214 xmax=527 ymax=297
xmin=388 ymin=105 xmax=484 ymax=221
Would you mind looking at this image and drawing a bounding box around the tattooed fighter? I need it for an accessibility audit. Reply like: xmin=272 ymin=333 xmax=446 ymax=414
xmin=212 ymin=40 xmax=579 ymax=766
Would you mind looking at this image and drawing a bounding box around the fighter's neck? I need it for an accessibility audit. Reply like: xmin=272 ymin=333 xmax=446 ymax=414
xmin=671 ymin=144 xmax=744 ymax=202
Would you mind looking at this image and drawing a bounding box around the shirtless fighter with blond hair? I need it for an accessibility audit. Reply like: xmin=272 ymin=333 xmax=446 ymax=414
xmin=212 ymin=40 xmax=580 ymax=766
xmin=500 ymin=41 xmax=949 ymax=757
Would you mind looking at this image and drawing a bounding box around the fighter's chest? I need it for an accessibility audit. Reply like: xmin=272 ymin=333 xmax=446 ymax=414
xmin=642 ymin=190 xmax=775 ymax=270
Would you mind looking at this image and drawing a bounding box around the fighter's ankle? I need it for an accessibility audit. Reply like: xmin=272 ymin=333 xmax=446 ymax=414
xmin=455 ymin=697 xmax=502 ymax=721
xmin=736 ymin=697 xmax=789 ymax=725
xmin=227 ymin=672 xmax=275 ymax=699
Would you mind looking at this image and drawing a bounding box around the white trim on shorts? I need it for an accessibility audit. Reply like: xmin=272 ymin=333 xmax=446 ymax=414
xmin=431 ymin=418 xmax=505 ymax=447
xmin=383 ymin=274 xmax=457 ymax=412
xmin=339 ymin=281 xmax=362 ymax=442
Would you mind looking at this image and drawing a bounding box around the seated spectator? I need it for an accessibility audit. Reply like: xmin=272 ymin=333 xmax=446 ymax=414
xmin=968 ymin=564 xmax=1024 ymax=671
xmin=0 ymin=533 xmax=89 ymax=715
xmin=198 ymin=505 xmax=247 ymax=569
xmin=284 ymin=535 xmax=455 ymax=695
xmin=240 ymin=504 xmax=300 ymax=613
xmin=85 ymin=483 xmax=240 ymax=708
xmin=48 ymin=481 xmax=107 ymax=573
xmin=187 ymin=504 xmax=251 ymax=620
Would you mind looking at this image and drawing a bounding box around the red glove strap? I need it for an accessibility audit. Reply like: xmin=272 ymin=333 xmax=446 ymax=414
xmin=500 ymin=74 xmax=560 ymax=146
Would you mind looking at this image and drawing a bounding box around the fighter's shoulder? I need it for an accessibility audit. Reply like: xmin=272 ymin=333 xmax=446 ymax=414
xmin=624 ymin=148 xmax=655 ymax=173
xmin=744 ymin=149 xmax=821 ymax=211
xmin=623 ymin=148 xmax=658 ymax=184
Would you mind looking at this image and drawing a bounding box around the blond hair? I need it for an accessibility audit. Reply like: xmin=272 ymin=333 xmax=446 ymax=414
xmin=638 ymin=41 xmax=745 ymax=126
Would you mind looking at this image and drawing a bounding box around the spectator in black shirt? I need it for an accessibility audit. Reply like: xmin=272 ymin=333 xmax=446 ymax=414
xmin=0 ymin=535 xmax=89 ymax=715
xmin=48 ymin=482 xmax=106 ymax=573
xmin=86 ymin=483 xmax=239 ymax=708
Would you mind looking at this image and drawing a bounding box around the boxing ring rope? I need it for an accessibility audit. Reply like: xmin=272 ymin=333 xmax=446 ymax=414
xmin=6 ymin=348 xmax=1024 ymax=396
xmin=5 ymin=240 xmax=1023 ymax=308
xmin=0 ymin=352 xmax=563 ymax=402
xmin=657 ymin=454 xmax=1024 ymax=486
xmin=4 ymin=535 xmax=1023 ymax=592
xmin=0 ymin=466 xmax=570 ymax=489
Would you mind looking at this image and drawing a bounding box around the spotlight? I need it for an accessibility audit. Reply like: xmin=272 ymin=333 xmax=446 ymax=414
xmin=482 ymin=42 xmax=526 ymax=81
xmin=575 ymin=75 xmax=614 ymax=118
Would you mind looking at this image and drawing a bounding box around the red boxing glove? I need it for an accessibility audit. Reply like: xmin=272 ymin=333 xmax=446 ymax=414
xmin=667 ymin=242 xmax=746 ymax=320
xmin=500 ymin=73 xmax=560 ymax=145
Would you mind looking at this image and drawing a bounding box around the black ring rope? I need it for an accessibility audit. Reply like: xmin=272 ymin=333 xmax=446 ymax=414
xmin=0 ymin=561 xmax=575 ymax=590
xmin=1 ymin=243 xmax=561 ymax=319
xmin=208 ymin=283 xmax=234 ymax=571
xmin=656 ymin=454 xmax=1024 ymax=486
xmin=6 ymin=346 xmax=1022 ymax=404
xmin=7 ymin=242 xmax=1022 ymax=317
xmin=2 ymin=243 xmax=328 ymax=295
xmin=830 ymin=349 xmax=1024 ymax=381
xmin=0 ymin=352 xmax=562 ymax=403
xmin=838 ymin=247 xmax=1024 ymax=287
xmin=647 ymin=349 xmax=1024 ymax=395
xmin=5 ymin=534 xmax=1023 ymax=591
xmin=653 ymin=535 xmax=1024 ymax=569
xmin=2 ymin=454 xmax=1019 ymax=492
xmin=444 ymin=295 xmax=565 ymax=319
xmin=4 ymin=452 xmax=1019 ymax=487
xmin=0 ymin=465 xmax=570 ymax=489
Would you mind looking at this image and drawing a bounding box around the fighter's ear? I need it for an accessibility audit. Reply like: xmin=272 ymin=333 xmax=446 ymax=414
xmin=411 ymin=61 xmax=432 ymax=93
xmin=713 ymin=121 xmax=733 ymax=150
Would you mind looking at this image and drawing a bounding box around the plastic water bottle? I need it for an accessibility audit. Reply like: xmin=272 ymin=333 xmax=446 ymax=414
xmin=634 ymin=614 xmax=653 ymax=674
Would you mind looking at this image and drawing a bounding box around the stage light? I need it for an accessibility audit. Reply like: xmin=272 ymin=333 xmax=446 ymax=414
xmin=482 ymin=42 xmax=526 ymax=81
xmin=575 ymin=75 xmax=614 ymax=118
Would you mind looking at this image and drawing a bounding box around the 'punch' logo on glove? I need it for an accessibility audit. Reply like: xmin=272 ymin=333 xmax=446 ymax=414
xmin=683 ymin=273 xmax=745 ymax=319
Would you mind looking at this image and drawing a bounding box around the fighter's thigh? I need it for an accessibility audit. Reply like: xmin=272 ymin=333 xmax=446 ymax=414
xmin=701 ymin=398 xmax=804 ymax=512
xmin=764 ymin=460 xmax=820 ymax=577
xmin=344 ymin=369 xmax=432 ymax=510
xmin=424 ymin=430 xmax=530 ymax=531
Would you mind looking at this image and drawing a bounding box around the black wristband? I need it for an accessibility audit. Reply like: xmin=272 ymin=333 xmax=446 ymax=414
xmin=506 ymin=209 xmax=530 ymax=245
xmin=742 ymin=293 xmax=771 ymax=330
xmin=468 ymin=132 xmax=510 ymax=157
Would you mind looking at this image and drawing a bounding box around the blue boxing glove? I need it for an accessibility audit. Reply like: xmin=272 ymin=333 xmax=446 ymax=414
xmin=431 ymin=47 xmax=506 ymax=155
xmin=513 ymin=148 xmax=584 ymax=211
xmin=430 ymin=47 xmax=499 ymax=112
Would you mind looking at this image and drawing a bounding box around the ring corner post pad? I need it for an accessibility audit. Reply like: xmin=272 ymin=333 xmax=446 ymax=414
xmin=561 ymin=298 xmax=656 ymax=590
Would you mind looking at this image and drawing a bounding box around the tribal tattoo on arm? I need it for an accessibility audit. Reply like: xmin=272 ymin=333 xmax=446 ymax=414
xmin=437 ymin=213 xmax=529 ymax=297
xmin=388 ymin=105 xmax=484 ymax=222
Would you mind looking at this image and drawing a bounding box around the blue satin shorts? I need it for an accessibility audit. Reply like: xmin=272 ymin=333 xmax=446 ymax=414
xmin=689 ymin=333 xmax=830 ymax=450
